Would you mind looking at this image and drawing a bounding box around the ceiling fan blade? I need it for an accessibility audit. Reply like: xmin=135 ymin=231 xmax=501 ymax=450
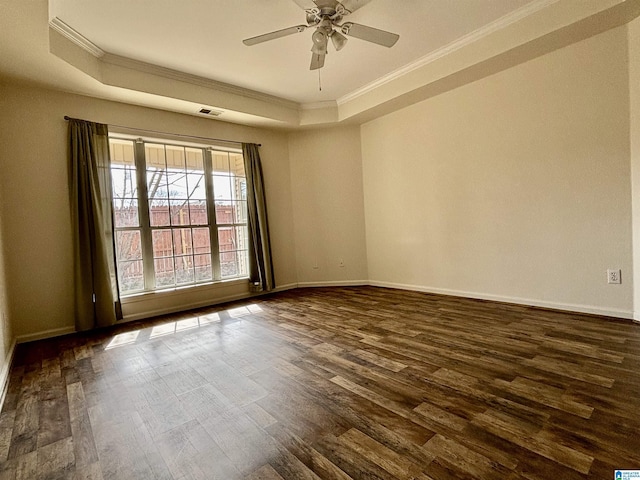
xmin=340 ymin=22 xmax=399 ymax=47
xmin=337 ymin=0 xmax=373 ymax=13
xmin=291 ymin=0 xmax=317 ymax=9
xmin=243 ymin=25 xmax=308 ymax=46
xmin=310 ymin=53 xmax=325 ymax=70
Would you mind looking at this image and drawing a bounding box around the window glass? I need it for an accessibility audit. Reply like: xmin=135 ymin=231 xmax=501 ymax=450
xmin=109 ymin=138 xmax=249 ymax=295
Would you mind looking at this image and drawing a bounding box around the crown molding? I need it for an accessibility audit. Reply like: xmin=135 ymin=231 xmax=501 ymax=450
xmin=47 ymin=0 xmax=632 ymax=128
xmin=337 ymin=0 xmax=559 ymax=106
xmin=48 ymin=16 xmax=299 ymax=112
xmin=300 ymin=101 xmax=338 ymax=110
xmin=101 ymin=53 xmax=300 ymax=110
xmin=48 ymin=17 xmax=105 ymax=58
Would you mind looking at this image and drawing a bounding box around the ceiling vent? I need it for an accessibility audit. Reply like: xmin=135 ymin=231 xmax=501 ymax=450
xmin=198 ymin=108 xmax=223 ymax=117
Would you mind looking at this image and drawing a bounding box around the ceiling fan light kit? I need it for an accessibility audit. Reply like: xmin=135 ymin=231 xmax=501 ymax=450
xmin=311 ymin=28 xmax=328 ymax=54
xmin=242 ymin=0 xmax=399 ymax=71
xmin=329 ymin=30 xmax=348 ymax=51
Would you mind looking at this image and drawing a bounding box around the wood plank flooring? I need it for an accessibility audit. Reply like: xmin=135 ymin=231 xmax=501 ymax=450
xmin=1 ymin=286 xmax=640 ymax=479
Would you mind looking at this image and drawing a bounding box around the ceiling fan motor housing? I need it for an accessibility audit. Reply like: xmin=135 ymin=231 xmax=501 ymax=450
xmin=306 ymin=6 xmax=345 ymax=27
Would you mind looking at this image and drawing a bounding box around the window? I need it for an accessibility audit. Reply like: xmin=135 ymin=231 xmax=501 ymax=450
xmin=109 ymin=136 xmax=249 ymax=296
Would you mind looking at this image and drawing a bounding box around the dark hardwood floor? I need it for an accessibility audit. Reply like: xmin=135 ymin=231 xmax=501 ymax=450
xmin=1 ymin=286 xmax=639 ymax=479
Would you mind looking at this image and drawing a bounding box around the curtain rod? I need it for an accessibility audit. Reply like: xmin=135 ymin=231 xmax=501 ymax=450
xmin=63 ymin=116 xmax=261 ymax=147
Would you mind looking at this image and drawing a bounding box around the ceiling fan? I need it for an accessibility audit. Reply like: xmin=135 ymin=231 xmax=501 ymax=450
xmin=242 ymin=0 xmax=399 ymax=70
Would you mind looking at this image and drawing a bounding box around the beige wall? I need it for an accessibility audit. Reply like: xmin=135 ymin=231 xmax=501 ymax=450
xmin=630 ymin=17 xmax=640 ymax=321
xmin=0 ymin=157 xmax=14 ymax=394
xmin=1 ymin=19 xmax=639 ymax=345
xmin=0 ymin=83 xmax=296 ymax=338
xmin=361 ymin=26 xmax=634 ymax=317
xmin=288 ymin=126 xmax=368 ymax=285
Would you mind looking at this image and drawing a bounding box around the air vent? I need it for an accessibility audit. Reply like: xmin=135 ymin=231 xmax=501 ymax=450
xmin=198 ymin=108 xmax=223 ymax=117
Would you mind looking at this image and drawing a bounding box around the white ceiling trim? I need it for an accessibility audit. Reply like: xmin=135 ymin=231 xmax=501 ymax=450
xmin=336 ymin=0 xmax=560 ymax=106
xmin=45 ymin=0 xmax=638 ymax=128
xmin=50 ymin=0 xmax=557 ymax=113
xmin=301 ymin=101 xmax=338 ymax=110
xmin=49 ymin=16 xmax=105 ymax=58
xmin=100 ymin=53 xmax=299 ymax=110
xmin=49 ymin=16 xmax=298 ymax=111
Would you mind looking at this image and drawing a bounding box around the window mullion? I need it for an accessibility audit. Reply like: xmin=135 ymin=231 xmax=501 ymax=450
xmin=204 ymin=148 xmax=222 ymax=281
xmin=134 ymin=139 xmax=156 ymax=291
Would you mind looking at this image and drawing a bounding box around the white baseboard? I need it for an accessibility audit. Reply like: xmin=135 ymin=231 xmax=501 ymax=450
xmin=15 ymin=326 xmax=76 ymax=344
xmin=121 ymin=282 xmax=300 ymax=323
xmin=9 ymin=285 xmax=301 ymax=341
xmin=121 ymin=292 xmax=257 ymax=322
xmin=0 ymin=339 xmax=16 ymax=410
xmin=297 ymin=280 xmax=369 ymax=288
xmin=13 ymin=280 xmax=635 ymax=345
xmin=369 ymin=280 xmax=634 ymax=320
xmin=270 ymin=283 xmax=299 ymax=293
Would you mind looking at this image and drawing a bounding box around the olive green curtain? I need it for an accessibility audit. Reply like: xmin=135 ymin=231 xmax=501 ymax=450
xmin=242 ymin=143 xmax=275 ymax=292
xmin=69 ymin=119 xmax=122 ymax=331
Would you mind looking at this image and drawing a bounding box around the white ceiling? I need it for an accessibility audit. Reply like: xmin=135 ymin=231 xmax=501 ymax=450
xmin=49 ymin=0 xmax=534 ymax=104
xmin=1 ymin=0 xmax=636 ymax=128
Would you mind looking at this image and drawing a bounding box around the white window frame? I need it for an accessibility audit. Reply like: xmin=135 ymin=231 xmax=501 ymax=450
xmin=109 ymin=134 xmax=249 ymax=296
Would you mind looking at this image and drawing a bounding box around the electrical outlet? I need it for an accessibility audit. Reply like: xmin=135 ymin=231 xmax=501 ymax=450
xmin=312 ymin=260 xmax=319 ymax=270
xmin=339 ymin=258 xmax=345 ymax=268
xmin=607 ymin=269 xmax=621 ymax=284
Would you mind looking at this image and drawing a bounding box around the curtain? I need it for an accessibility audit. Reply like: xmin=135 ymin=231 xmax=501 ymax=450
xmin=242 ymin=143 xmax=275 ymax=292
xmin=69 ymin=119 xmax=122 ymax=330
